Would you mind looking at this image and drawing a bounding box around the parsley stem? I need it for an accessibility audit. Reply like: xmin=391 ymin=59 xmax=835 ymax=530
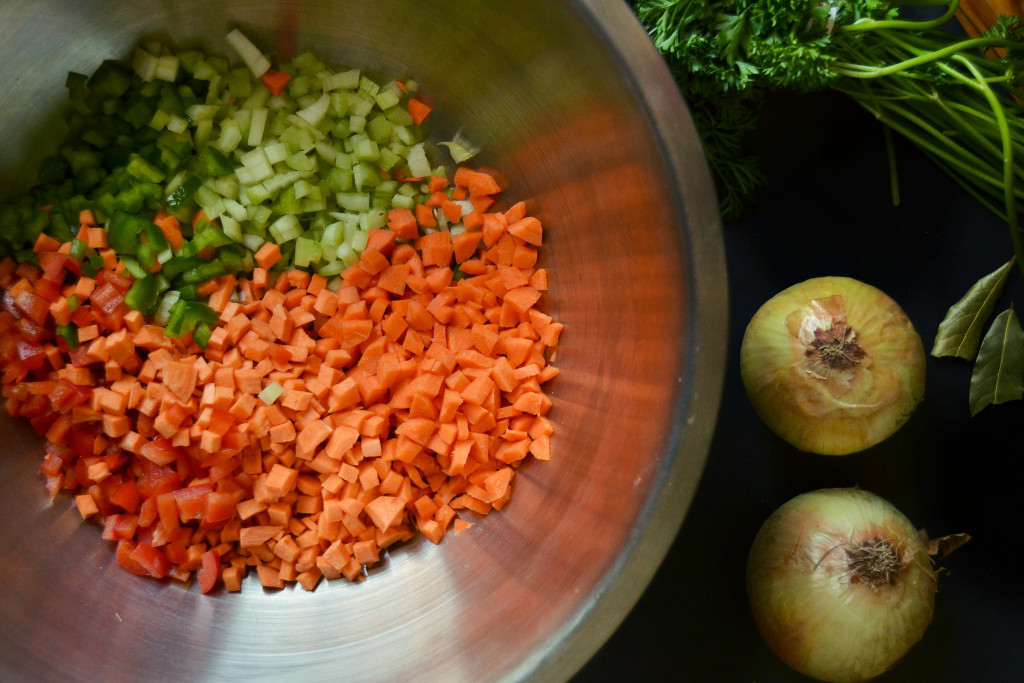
xmin=832 ymin=36 xmax=1022 ymax=77
xmin=884 ymin=125 xmax=901 ymax=207
xmin=956 ymin=55 xmax=1024 ymax=274
xmin=843 ymin=0 xmax=959 ymax=33
xmin=856 ymin=96 xmax=1007 ymax=188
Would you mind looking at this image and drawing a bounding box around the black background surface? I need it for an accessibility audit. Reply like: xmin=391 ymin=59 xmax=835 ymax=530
xmin=574 ymin=87 xmax=1024 ymax=682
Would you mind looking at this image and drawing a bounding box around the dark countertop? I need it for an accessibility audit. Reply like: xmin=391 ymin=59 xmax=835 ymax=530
xmin=575 ymin=88 xmax=1024 ymax=681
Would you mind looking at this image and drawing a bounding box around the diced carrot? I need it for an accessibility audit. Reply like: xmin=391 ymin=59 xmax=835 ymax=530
xmin=34 ymin=232 xmax=62 ymax=253
xmin=503 ymin=285 xmax=542 ymax=313
xmin=162 ymin=360 xmax=198 ymax=402
xmin=295 ymin=419 xmax=331 ymax=460
xmin=255 ymin=242 xmax=283 ymax=269
xmin=261 ymin=69 xmax=291 ymax=96
xmin=265 ymin=463 xmax=299 ymax=498
xmin=358 ymin=248 xmax=390 ymax=276
xmin=363 ymin=495 xmax=406 ymax=531
xmin=441 ymin=199 xmax=462 ymax=224
xmin=0 ymin=158 xmax=561 ymax=595
xmin=408 ymin=97 xmax=432 ymax=125
xmin=463 ymin=210 xmax=484 ymax=231
xmin=377 ymin=263 xmax=411 ymax=296
xmin=387 ymin=207 xmax=419 ymax=240
xmin=417 ymin=231 xmax=453 ymax=268
xmin=453 ymin=167 xmax=502 ymax=196
xmin=415 ymin=203 xmax=436 ymax=228
xmin=239 ymin=525 xmax=283 ymax=548
xmin=154 ymin=214 xmax=185 ymax=251
xmin=507 ymin=216 xmax=542 ymax=246
xmin=85 ymin=228 xmax=108 ymax=249
xmin=74 ymin=493 xmax=99 ymax=519
xmin=428 ymin=175 xmax=447 ymax=193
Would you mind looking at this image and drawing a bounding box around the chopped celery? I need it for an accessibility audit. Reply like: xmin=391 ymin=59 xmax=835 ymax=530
xmin=317 ymin=260 xmax=347 ymax=277
xmin=336 ymin=192 xmax=370 ymax=212
xmin=259 ymin=382 xmax=284 ymax=404
xmin=269 ymin=214 xmax=302 ymax=243
xmin=336 ymin=242 xmax=359 ymax=265
xmin=248 ymin=108 xmax=268 ymax=146
xmin=1 ymin=29 xmax=472 ymax=331
xmin=293 ymin=236 xmax=322 ymax=267
xmin=391 ymin=193 xmax=416 ymax=210
xmin=226 ymin=29 xmax=271 ymax=78
xmin=406 ymin=143 xmax=432 ymax=178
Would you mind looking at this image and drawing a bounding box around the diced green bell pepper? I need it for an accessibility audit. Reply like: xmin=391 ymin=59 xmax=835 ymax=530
xmin=180 ymin=260 xmax=227 ymax=285
xmin=56 ymin=324 xmax=79 ymax=350
xmin=125 ymin=274 xmax=159 ymax=316
xmin=160 ymin=254 xmax=207 ymax=281
xmin=192 ymin=145 xmax=235 ymax=178
xmin=109 ymin=211 xmax=152 ymax=255
xmin=165 ymin=175 xmax=202 ymax=211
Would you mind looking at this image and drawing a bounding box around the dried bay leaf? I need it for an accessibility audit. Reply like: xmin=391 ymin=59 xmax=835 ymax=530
xmin=932 ymin=258 xmax=1014 ymax=360
xmin=969 ymin=306 xmax=1024 ymax=415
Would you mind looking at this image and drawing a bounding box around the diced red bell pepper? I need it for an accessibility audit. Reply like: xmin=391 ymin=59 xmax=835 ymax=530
xmin=50 ymin=380 xmax=92 ymax=413
xmin=89 ymin=282 xmax=124 ymax=316
xmin=32 ymin=276 xmax=63 ymax=304
xmin=163 ymin=536 xmax=190 ymax=565
xmin=102 ymin=445 xmax=128 ymax=473
xmin=38 ymin=251 xmax=72 ymax=280
xmin=110 ymin=479 xmax=141 ymax=514
xmin=18 ymin=393 xmax=51 ymax=419
xmin=68 ymin=345 xmax=95 ymax=368
xmin=130 ymin=541 xmax=171 ymax=579
xmin=75 ymin=456 xmax=93 ymax=488
xmin=197 ymin=549 xmax=221 ymax=593
xmin=16 ymin=338 xmax=46 ymax=370
xmin=39 ymin=443 xmax=72 ymax=477
xmin=137 ymin=496 xmax=158 ymax=529
xmin=2 ymin=290 xmax=22 ymax=319
xmin=14 ymin=289 xmax=49 ymax=325
xmin=139 ymin=437 xmax=183 ymax=467
xmin=96 ymin=472 xmax=126 ymax=503
xmin=70 ymin=306 xmax=95 ymax=328
xmin=67 ymin=425 xmax=97 ymax=458
xmin=96 ymin=268 xmax=132 ymax=293
xmin=135 ymin=459 xmax=183 ymax=498
xmin=15 ymin=317 xmax=47 ymax=344
xmin=44 ymin=413 xmax=73 ymax=444
xmin=202 ymin=490 xmax=235 ymax=525
xmin=28 ymin=410 xmax=58 ymax=436
xmin=115 ymin=540 xmax=150 ymax=576
xmin=173 ymin=483 xmax=215 ymax=523
xmin=102 ymin=514 xmax=139 ymax=541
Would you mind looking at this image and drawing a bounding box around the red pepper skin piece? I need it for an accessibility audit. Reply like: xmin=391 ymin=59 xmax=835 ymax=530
xmin=116 ymin=540 xmax=150 ymax=577
xmin=197 ymin=550 xmax=221 ymax=593
xmin=130 ymin=542 xmax=171 ymax=579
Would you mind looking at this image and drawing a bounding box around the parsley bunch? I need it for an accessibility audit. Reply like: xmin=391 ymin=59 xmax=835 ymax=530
xmin=635 ymin=0 xmax=1024 ymax=252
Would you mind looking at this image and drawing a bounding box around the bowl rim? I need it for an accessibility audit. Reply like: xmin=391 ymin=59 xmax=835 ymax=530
xmin=516 ymin=1 xmax=728 ymax=680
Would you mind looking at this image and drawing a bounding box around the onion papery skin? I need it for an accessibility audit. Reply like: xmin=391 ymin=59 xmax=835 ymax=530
xmin=746 ymin=488 xmax=937 ymax=683
xmin=740 ymin=276 xmax=926 ymax=455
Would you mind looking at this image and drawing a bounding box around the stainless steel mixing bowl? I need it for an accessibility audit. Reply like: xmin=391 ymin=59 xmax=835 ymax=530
xmin=0 ymin=1 xmax=726 ymax=680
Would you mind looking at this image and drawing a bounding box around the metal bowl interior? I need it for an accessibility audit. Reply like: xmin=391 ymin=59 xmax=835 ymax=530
xmin=0 ymin=1 xmax=726 ymax=681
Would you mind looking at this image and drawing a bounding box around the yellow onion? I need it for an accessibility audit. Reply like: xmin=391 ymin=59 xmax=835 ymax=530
xmin=740 ymin=276 xmax=926 ymax=455
xmin=746 ymin=488 xmax=937 ymax=683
